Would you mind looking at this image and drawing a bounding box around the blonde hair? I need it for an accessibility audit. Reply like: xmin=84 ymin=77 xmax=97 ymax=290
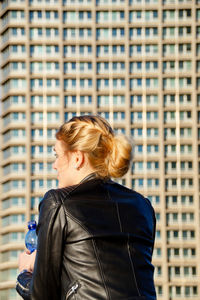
xmin=56 ymin=115 xmax=133 ymax=178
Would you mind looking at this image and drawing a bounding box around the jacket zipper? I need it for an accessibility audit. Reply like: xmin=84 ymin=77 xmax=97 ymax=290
xmin=66 ymin=282 xmax=80 ymax=300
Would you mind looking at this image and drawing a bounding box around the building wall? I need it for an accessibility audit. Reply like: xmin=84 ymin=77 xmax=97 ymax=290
xmin=0 ymin=0 xmax=200 ymax=299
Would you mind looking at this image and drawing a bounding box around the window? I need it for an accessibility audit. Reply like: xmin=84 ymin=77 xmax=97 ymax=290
xmin=156 ymin=230 xmax=161 ymax=239
xmin=138 ymin=178 xmax=143 ymax=187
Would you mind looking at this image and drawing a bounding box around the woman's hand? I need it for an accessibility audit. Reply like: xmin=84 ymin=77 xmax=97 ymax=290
xmin=18 ymin=250 xmax=37 ymax=273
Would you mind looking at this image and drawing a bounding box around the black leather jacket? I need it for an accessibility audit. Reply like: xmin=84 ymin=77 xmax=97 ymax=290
xmin=16 ymin=176 xmax=156 ymax=300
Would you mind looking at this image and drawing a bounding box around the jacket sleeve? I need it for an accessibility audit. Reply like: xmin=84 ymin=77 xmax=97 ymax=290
xmin=16 ymin=271 xmax=32 ymax=300
xmin=16 ymin=190 xmax=68 ymax=300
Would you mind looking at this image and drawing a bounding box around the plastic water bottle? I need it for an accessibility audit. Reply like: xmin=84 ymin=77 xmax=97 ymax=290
xmin=25 ymin=221 xmax=37 ymax=253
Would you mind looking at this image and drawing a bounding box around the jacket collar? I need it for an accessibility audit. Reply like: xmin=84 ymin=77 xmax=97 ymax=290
xmin=60 ymin=173 xmax=110 ymax=195
xmin=79 ymin=172 xmax=99 ymax=184
xmin=60 ymin=173 xmax=100 ymax=195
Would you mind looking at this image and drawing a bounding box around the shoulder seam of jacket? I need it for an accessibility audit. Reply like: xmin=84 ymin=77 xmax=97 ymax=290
xmin=49 ymin=190 xmax=69 ymax=230
xmin=47 ymin=190 xmax=65 ymax=206
xmin=39 ymin=190 xmax=61 ymax=213
xmin=49 ymin=189 xmax=91 ymax=236
xmin=64 ymin=209 xmax=92 ymax=236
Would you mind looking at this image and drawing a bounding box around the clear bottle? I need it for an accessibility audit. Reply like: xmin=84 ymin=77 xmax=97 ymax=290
xmin=25 ymin=221 xmax=38 ymax=253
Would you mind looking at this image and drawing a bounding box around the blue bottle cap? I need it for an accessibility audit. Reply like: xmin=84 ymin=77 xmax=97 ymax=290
xmin=27 ymin=220 xmax=37 ymax=230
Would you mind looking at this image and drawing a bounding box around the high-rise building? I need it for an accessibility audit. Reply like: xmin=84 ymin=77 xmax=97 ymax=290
xmin=0 ymin=0 xmax=199 ymax=299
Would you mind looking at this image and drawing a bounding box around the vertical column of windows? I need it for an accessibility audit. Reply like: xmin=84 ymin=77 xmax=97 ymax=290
xmin=129 ymin=3 xmax=163 ymax=295
xmin=0 ymin=2 xmax=28 ymax=290
xmin=63 ymin=3 xmax=93 ymax=118
xmin=162 ymin=2 xmax=199 ymax=298
xmin=29 ymin=4 xmax=60 ymax=209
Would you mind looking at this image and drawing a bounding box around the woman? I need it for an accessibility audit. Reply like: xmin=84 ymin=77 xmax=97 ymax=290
xmin=17 ymin=115 xmax=156 ymax=300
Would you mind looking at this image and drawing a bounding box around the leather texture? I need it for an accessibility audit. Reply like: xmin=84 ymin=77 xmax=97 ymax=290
xmin=16 ymin=177 xmax=156 ymax=300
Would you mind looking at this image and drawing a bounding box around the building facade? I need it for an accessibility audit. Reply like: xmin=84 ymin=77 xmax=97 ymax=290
xmin=0 ymin=0 xmax=200 ymax=299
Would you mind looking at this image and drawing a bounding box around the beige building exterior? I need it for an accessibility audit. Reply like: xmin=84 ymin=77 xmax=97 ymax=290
xmin=0 ymin=0 xmax=200 ymax=299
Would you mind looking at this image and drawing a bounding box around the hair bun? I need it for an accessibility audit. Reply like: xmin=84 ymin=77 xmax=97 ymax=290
xmin=107 ymin=135 xmax=133 ymax=178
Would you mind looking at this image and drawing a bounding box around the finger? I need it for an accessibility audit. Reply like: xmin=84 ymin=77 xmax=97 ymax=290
xmin=18 ymin=251 xmax=26 ymax=263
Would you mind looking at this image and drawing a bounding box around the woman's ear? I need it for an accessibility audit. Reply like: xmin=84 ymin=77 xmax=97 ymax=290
xmin=73 ymin=151 xmax=85 ymax=170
